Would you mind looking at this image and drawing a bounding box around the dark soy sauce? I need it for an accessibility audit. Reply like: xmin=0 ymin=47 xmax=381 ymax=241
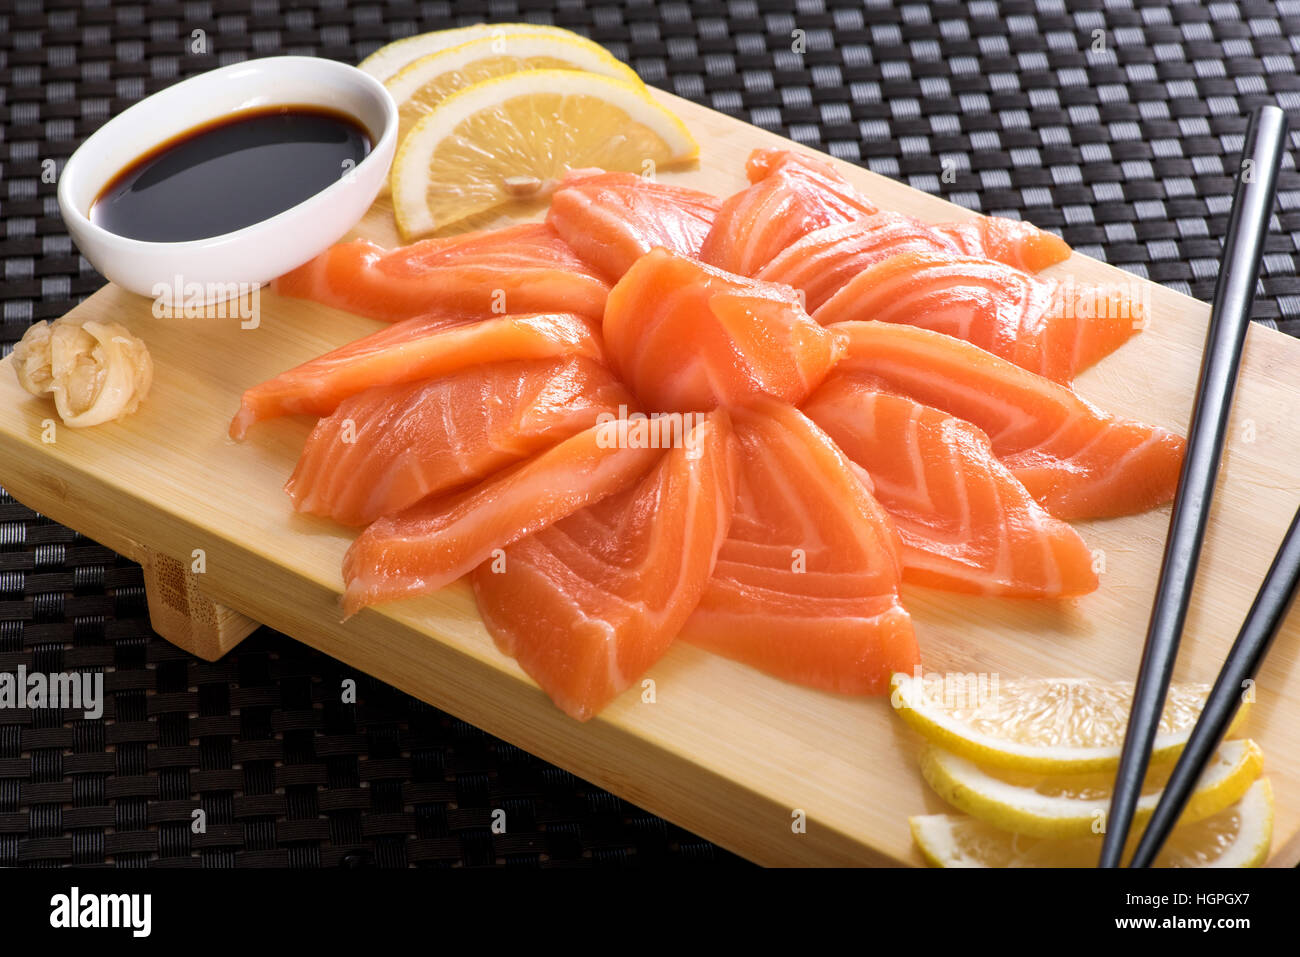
xmin=91 ymin=105 xmax=371 ymax=243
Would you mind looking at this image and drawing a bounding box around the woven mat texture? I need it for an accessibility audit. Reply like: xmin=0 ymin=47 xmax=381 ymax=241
xmin=2 ymin=0 xmax=1299 ymax=866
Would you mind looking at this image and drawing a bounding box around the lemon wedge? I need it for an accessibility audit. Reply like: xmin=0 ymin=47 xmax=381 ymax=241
xmin=386 ymin=33 xmax=644 ymax=146
xmin=920 ymin=738 xmax=1264 ymax=839
xmin=910 ymin=777 xmax=1273 ymax=867
xmin=391 ymin=70 xmax=697 ymax=239
xmin=359 ymin=22 xmax=584 ymax=82
xmin=891 ymin=673 xmax=1249 ymax=773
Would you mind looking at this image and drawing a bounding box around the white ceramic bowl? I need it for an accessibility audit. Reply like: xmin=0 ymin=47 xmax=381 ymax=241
xmin=58 ymin=56 xmax=398 ymax=299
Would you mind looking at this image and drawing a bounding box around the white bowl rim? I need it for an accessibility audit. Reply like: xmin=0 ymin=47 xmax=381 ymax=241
xmin=57 ymin=55 xmax=398 ymax=254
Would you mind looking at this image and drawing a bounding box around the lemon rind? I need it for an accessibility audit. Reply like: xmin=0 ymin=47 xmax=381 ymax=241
xmin=392 ymin=69 xmax=697 ymax=238
xmin=384 ymin=32 xmax=645 ymax=102
xmin=919 ymin=739 xmax=1263 ymax=839
xmin=910 ymin=778 xmax=1273 ymax=868
xmin=891 ymin=672 xmax=1250 ymax=773
xmin=359 ymin=22 xmax=582 ymax=81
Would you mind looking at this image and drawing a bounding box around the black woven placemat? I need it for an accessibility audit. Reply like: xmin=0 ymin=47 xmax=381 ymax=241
xmin=2 ymin=0 xmax=1299 ymax=867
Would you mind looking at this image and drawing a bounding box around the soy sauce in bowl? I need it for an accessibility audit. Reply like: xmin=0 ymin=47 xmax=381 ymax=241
xmin=90 ymin=105 xmax=371 ymax=243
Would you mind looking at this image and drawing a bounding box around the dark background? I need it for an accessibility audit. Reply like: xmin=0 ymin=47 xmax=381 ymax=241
xmin=1 ymin=0 xmax=1298 ymax=867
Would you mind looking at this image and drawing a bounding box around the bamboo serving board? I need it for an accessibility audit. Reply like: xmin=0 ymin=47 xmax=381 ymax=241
xmin=3 ymin=89 xmax=1300 ymax=867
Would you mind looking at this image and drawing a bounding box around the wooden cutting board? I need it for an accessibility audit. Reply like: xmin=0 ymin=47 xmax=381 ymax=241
xmin=3 ymin=88 xmax=1299 ymax=867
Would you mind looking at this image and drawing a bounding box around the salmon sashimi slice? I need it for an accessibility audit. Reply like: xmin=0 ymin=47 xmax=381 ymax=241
xmin=472 ymin=409 xmax=739 ymax=720
xmin=803 ymin=372 xmax=1099 ymax=598
xmin=287 ymin=356 xmax=634 ymax=527
xmin=757 ymin=212 xmax=1070 ymax=312
xmin=699 ymin=148 xmax=879 ymax=277
xmin=546 ymin=169 xmax=723 ymax=280
xmin=757 ymin=214 xmax=964 ymax=312
xmin=812 ymin=251 xmax=1144 ymax=383
xmin=603 ymin=248 xmax=844 ymax=413
xmin=830 ymin=321 xmax=1186 ymax=520
xmin=273 ymin=223 xmax=610 ymax=323
xmin=229 ymin=311 xmax=603 ymax=439
xmin=342 ymin=417 xmax=672 ymax=616
xmin=929 ymin=217 xmax=1071 ymax=273
xmin=677 ymin=400 xmax=919 ymax=695
xmin=743 ymin=147 xmax=879 ymax=199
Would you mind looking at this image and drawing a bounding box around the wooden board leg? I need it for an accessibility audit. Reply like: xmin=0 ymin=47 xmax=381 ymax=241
xmin=140 ymin=549 xmax=260 ymax=660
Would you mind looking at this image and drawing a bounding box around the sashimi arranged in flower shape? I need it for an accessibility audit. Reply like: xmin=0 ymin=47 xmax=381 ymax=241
xmin=678 ymin=400 xmax=919 ymax=695
xmin=274 ymin=222 xmax=609 ymax=323
xmin=699 ymin=148 xmax=879 ymax=276
xmin=229 ymin=311 xmax=604 ymax=439
xmin=803 ymin=372 xmax=1098 ymax=598
xmin=341 ymin=416 xmax=671 ymax=616
xmin=830 ymin=321 xmax=1185 ymax=520
xmin=757 ymin=212 xmax=1070 ymax=313
xmin=603 ymin=247 xmax=844 ymax=413
xmin=287 ymin=356 xmax=633 ymax=526
xmin=473 ymin=408 xmax=738 ymax=720
xmin=546 ymin=169 xmax=723 ymax=280
xmin=233 ymin=142 xmax=1187 ymax=720
xmin=813 ymin=252 xmax=1144 ymax=384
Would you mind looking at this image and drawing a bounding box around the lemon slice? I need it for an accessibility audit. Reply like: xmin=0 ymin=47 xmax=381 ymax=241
xmin=910 ymin=777 xmax=1273 ymax=867
xmin=386 ymin=33 xmax=645 ymax=146
xmin=392 ymin=70 xmax=697 ymax=239
xmin=359 ymin=22 xmax=584 ymax=82
xmin=920 ymin=738 xmax=1263 ymax=839
xmin=890 ymin=673 xmax=1249 ymax=773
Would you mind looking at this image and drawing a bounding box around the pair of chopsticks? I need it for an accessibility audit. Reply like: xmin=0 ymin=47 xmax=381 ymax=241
xmin=1100 ymin=104 xmax=1291 ymax=868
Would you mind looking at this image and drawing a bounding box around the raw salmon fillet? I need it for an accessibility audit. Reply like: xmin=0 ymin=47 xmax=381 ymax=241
xmin=699 ymin=148 xmax=879 ymax=276
xmin=546 ymin=169 xmax=723 ymax=280
xmin=678 ymin=400 xmax=919 ymax=695
xmin=830 ymin=321 xmax=1186 ymax=520
xmin=287 ymin=356 xmax=634 ymax=527
xmin=229 ymin=312 xmax=603 ymax=439
xmin=804 ymin=372 xmax=1099 ymax=598
xmin=930 ymin=217 xmax=1072 ymax=273
xmin=604 ymin=248 xmax=844 ymax=413
xmin=342 ymin=417 xmax=672 ymax=616
xmin=757 ymin=212 xmax=1070 ymax=312
xmin=274 ymin=223 xmax=609 ymax=322
xmin=472 ymin=409 xmax=738 ymax=720
xmin=812 ymin=251 xmax=1144 ymax=383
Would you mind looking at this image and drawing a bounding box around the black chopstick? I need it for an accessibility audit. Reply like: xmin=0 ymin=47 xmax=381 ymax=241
xmin=1128 ymin=503 xmax=1300 ymax=866
xmin=1099 ymin=104 xmax=1289 ymax=868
